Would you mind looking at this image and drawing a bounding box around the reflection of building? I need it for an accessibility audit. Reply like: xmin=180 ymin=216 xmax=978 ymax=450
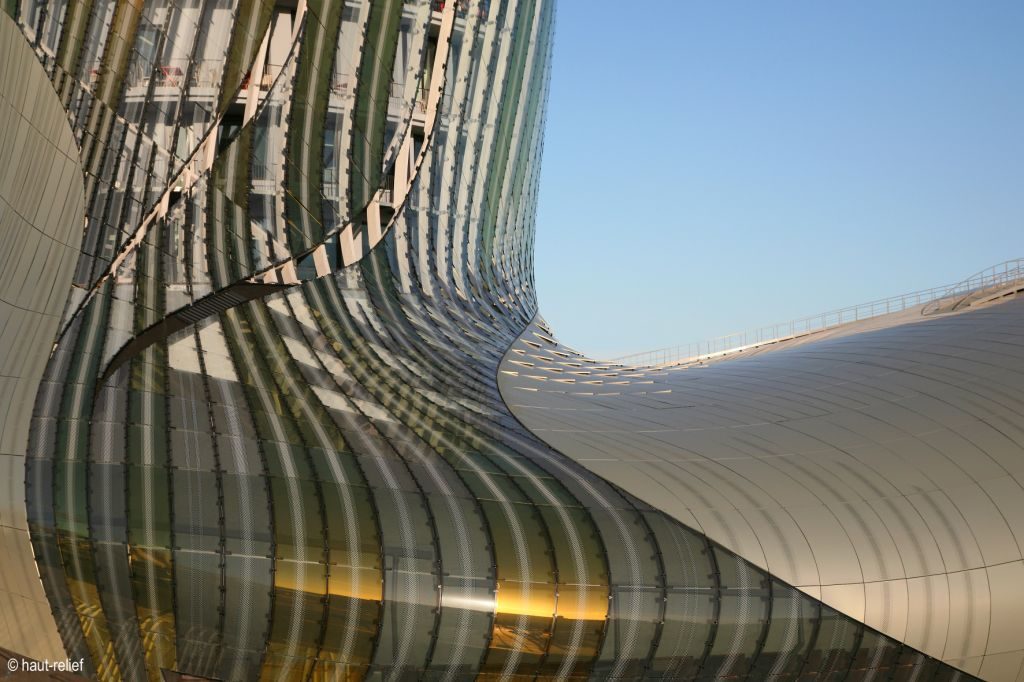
xmin=0 ymin=1 xmax=1019 ymax=680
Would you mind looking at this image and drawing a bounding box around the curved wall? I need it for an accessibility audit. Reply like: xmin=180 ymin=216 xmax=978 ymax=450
xmin=0 ymin=12 xmax=84 ymax=662
xmin=0 ymin=0 xmax=1010 ymax=680
xmin=500 ymin=298 xmax=1024 ymax=681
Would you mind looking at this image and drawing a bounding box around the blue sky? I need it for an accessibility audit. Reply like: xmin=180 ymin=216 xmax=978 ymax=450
xmin=534 ymin=1 xmax=1024 ymax=358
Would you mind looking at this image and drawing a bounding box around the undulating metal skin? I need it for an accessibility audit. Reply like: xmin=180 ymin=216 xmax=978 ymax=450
xmin=500 ymin=301 xmax=1024 ymax=681
xmin=0 ymin=1 xmax=1008 ymax=680
xmin=0 ymin=11 xmax=86 ymax=663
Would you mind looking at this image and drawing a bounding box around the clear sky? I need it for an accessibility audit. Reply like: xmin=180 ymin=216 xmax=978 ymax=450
xmin=534 ymin=1 xmax=1024 ymax=358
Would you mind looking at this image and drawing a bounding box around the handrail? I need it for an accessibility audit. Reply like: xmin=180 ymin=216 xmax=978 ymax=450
xmin=613 ymin=258 xmax=1024 ymax=367
xmin=920 ymin=258 xmax=1024 ymax=314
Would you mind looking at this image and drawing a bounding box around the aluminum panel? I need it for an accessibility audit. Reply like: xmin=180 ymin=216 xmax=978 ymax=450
xmin=501 ymin=297 xmax=1024 ymax=678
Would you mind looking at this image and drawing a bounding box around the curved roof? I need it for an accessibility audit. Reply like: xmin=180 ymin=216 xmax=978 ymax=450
xmin=501 ymin=294 xmax=1024 ymax=679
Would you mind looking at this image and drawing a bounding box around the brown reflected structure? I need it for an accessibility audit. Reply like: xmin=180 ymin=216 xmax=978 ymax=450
xmin=0 ymin=0 xmax=1013 ymax=680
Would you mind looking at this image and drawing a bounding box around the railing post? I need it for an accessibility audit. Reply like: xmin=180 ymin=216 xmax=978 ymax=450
xmin=613 ymin=258 xmax=1023 ymax=366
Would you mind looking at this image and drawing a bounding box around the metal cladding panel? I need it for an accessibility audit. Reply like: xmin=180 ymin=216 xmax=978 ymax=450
xmin=0 ymin=0 xmax=1002 ymax=680
xmin=500 ymin=298 xmax=1024 ymax=680
xmin=0 ymin=11 xmax=84 ymax=663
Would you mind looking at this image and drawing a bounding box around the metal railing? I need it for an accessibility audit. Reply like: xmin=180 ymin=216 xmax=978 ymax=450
xmin=330 ymin=72 xmax=427 ymax=112
xmin=123 ymin=58 xmax=226 ymax=90
xmin=921 ymin=258 xmax=1024 ymax=314
xmin=614 ymin=258 xmax=1024 ymax=368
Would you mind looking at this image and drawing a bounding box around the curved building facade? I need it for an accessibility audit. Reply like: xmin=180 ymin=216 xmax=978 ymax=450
xmin=0 ymin=10 xmax=86 ymax=663
xmin=0 ymin=1 xmax=1019 ymax=680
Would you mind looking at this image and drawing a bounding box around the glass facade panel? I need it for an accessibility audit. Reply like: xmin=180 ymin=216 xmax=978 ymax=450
xmin=0 ymin=2 xmax=992 ymax=679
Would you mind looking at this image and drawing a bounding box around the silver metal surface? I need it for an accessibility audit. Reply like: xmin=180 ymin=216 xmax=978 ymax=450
xmin=0 ymin=12 xmax=83 ymax=662
xmin=501 ymin=295 xmax=1024 ymax=680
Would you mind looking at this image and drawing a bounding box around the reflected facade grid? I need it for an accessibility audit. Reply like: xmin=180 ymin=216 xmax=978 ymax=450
xmin=0 ymin=1 xmax=1020 ymax=680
